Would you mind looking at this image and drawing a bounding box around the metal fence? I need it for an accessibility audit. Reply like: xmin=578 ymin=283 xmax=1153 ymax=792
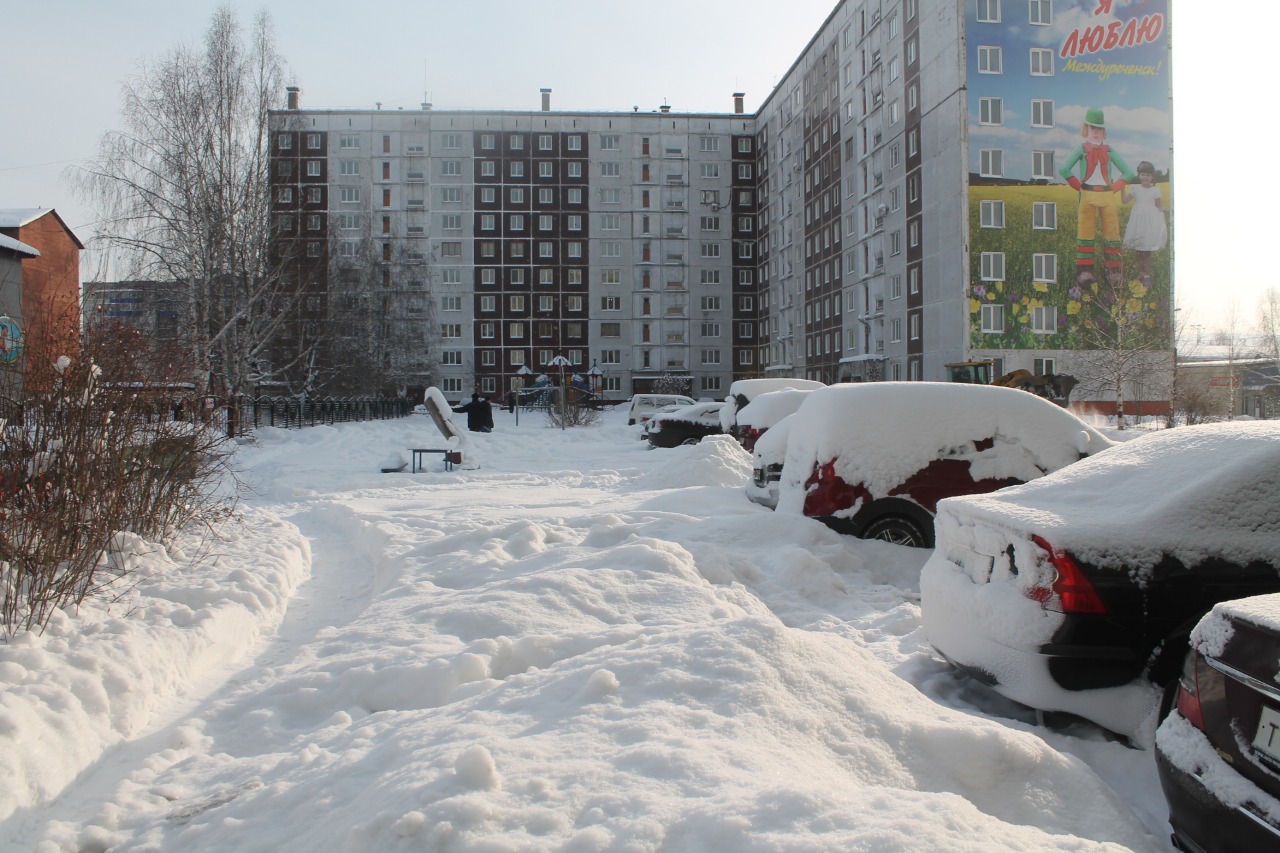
xmin=230 ymin=395 xmax=413 ymax=435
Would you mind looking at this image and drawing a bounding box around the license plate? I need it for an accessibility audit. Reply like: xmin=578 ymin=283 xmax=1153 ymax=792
xmin=1252 ymin=705 xmax=1280 ymax=762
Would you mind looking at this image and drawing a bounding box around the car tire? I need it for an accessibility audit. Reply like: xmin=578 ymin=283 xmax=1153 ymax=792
xmin=681 ymin=437 xmax=701 ymax=446
xmin=861 ymin=515 xmax=929 ymax=548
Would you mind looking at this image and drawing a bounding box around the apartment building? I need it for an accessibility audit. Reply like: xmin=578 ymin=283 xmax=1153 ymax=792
xmin=269 ymin=0 xmax=1172 ymax=409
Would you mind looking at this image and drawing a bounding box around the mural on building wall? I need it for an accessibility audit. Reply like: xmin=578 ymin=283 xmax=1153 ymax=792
xmin=966 ymin=0 xmax=1171 ymax=350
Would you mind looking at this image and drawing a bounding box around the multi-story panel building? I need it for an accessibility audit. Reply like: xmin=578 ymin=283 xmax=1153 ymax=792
xmin=269 ymin=0 xmax=1173 ymax=411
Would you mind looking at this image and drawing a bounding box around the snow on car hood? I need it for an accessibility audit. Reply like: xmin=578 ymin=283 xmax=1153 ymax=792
xmin=736 ymin=389 xmax=816 ymax=431
xmin=937 ymin=421 xmax=1280 ymax=573
xmin=775 ymin=383 xmax=1111 ymax=514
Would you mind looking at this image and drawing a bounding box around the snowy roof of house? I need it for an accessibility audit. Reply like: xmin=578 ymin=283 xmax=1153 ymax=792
xmin=0 ymin=233 xmax=40 ymax=257
xmin=0 ymin=207 xmax=85 ymax=249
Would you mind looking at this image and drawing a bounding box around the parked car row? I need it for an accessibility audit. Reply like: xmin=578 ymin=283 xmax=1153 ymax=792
xmin=721 ymin=383 xmax=1280 ymax=848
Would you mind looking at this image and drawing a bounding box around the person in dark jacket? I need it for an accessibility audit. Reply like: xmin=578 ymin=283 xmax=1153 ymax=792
xmin=453 ymin=393 xmax=494 ymax=432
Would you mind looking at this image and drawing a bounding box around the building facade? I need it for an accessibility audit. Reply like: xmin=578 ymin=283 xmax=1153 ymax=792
xmin=269 ymin=0 xmax=1173 ymax=407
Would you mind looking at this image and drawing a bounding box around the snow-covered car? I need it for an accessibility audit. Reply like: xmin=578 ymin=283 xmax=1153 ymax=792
xmin=922 ymin=421 xmax=1280 ymax=744
xmin=766 ymin=382 xmax=1112 ymax=548
xmin=732 ymin=388 xmax=816 ymax=452
xmin=719 ymin=378 xmax=825 ymax=440
xmin=645 ymin=401 xmax=726 ymax=448
xmin=1156 ymin=593 xmax=1280 ymax=852
xmin=628 ymin=393 xmax=696 ymax=426
xmin=745 ymin=412 xmax=795 ymax=509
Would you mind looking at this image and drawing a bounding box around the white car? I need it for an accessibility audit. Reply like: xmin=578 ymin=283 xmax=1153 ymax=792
xmin=627 ymin=393 xmax=696 ymax=426
xmin=720 ymin=378 xmax=825 ymax=437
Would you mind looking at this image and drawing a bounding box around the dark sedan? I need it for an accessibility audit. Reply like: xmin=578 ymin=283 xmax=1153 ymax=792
xmin=922 ymin=422 xmax=1280 ymax=744
xmin=1156 ymin=594 xmax=1280 ymax=852
xmin=645 ymin=402 xmax=725 ymax=448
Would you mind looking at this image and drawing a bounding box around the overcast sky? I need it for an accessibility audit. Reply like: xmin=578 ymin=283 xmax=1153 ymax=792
xmin=3 ymin=0 xmax=1268 ymax=333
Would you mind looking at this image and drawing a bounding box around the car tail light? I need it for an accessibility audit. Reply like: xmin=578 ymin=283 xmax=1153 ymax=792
xmin=1175 ymin=651 xmax=1207 ymax=731
xmin=1030 ymin=536 xmax=1107 ymax=614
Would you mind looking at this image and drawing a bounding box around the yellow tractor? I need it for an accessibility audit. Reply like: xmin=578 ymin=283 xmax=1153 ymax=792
xmin=945 ymin=361 xmax=1077 ymax=407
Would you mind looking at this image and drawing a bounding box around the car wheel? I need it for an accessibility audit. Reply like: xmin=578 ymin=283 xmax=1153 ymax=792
xmin=861 ymin=515 xmax=928 ymax=548
xmin=681 ymin=437 xmax=701 ymax=446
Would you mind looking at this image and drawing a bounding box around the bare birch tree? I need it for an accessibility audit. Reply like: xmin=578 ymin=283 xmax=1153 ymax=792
xmin=1070 ymin=272 xmax=1174 ymax=429
xmin=73 ymin=7 xmax=302 ymax=398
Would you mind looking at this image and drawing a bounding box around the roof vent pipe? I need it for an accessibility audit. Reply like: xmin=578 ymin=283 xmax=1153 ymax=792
xmin=541 ymin=88 xmax=552 ymax=111
xmin=286 ymin=86 xmax=300 ymax=110
xmin=660 ymin=104 xmax=671 ymax=113
xmin=733 ymin=92 xmax=745 ymax=114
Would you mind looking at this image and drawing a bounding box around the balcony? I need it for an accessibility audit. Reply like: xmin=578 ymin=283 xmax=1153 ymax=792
xmin=406 ymin=171 xmax=425 ymax=183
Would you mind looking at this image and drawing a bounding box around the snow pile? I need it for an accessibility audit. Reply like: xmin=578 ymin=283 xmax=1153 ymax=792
xmin=636 ymin=434 xmax=752 ymax=489
xmin=2 ymin=407 xmax=1169 ymax=851
xmin=0 ymin=511 xmax=308 ymax=827
xmin=776 ymin=383 xmax=1112 ymax=516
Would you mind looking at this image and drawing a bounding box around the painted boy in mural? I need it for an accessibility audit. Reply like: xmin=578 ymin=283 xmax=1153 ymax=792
xmin=1058 ymin=108 xmax=1136 ymax=288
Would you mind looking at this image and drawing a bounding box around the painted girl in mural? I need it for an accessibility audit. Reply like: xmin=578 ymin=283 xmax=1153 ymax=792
xmin=1121 ymin=160 xmax=1167 ymax=283
xmin=1058 ymin=107 xmax=1136 ymax=288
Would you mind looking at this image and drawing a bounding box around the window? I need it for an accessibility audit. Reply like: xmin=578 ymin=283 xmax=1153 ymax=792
xmin=509 ymin=161 xmax=525 ymax=178
xmin=978 ymin=46 xmax=1003 ymax=73
xmin=567 ymin=162 xmax=582 ymax=178
xmin=737 ymin=163 xmax=753 ymax=180
xmin=339 ymin=187 xmax=360 ymax=203
xmin=979 ymin=149 xmax=1004 ymax=177
xmin=738 ymin=350 xmax=754 ymax=366
xmin=601 ymin=214 xmax=620 ymax=231
xmin=700 ymin=243 xmax=721 ymax=258
xmin=509 ymin=322 xmax=525 ymax=338
xmin=738 ymin=296 xmax=753 ymax=311
xmin=307 ymin=187 xmax=323 ymax=204
xmin=567 ymin=242 xmax=583 ymax=258
xmin=567 ymin=188 xmax=582 ymax=204
xmin=909 ymin=314 xmax=920 ymax=341
xmin=480 ymin=134 xmax=495 ymax=150
xmin=441 ymin=187 xmax=462 ymax=203
xmin=701 ymin=350 xmax=721 ymax=365
xmin=601 ymin=162 xmax=620 ymax=177
xmin=508 ymin=351 xmax=524 ymax=367
xmin=478 ymin=240 xmax=497 ymax=258
xmin=306 ymin=161 xmax=322 ymax=177
xmin=980 ymin=200 xmax=1005 ymax=228
xmin=1033 ymin=201 xmax=1057 ymax=230
xmin=737 ymin=216 xmax=753 ymax=232
xmin=600 ymin=322 xmax=621 ymax=337
xmin=441 ymin=241 xmax=462 ymax=257
xmin=442 ymin=160 xmax=461 ymax=176
xmin=1028 ymin=0 xmax=1052 ymax=26
xmin=977 ymin=0 xmax=1000 ymax=22
xmin=277 ymin=133 xmax=293 ymax=150
xmin=480 ymin=295 xmax=496 ymax=312
xmin=1031 ymin=305 xmax=1058 ymax=334
xmin=980 ymin=252 xmax=1005 ymax=280
xmin=979 ymin=97 xmax=1003 ymax=125
xmin=980 ymin=304 xmax=1005 ymax=334
xmin=480 ymin=214 xmax=496 ymax=231
xmin=738 ymin=242 xmax=753 ymax=259
xmin=701 ymin=216 xmax=720 ymax=232
xmin=699 ymin=136 xmax=720 ymax=152
xmin=701 ymin=296 xmax=722 ymax=311
xmin=340 ymin=134 xmax=359 ymax=149
xmin=600 ymin=349 xmax=621 ymax=365
xmin=443 ymin=133 xmax=461 ymax=149
xmin=480 ymin=268 xmax=497 ymax=285
xmin=538 ymin=134 xmax=553 ymax=150
xmin=442 ymin=268 xmax=462 ymax=285
xmin=601 ymin=242 xmax=621 ymax=258
xmin=480 ymin=188 xmax=496 ymax=203
xmin=567 ymin=135 xmax=582 ymax=151
xmin=701 ymin=323 xmax=721 ymax=338
xmin=700 ymin=163 xmax=721 ymax=180
xmin=1034 ymin=357 xmax=1056 ymax=375
xmin=441 ymin=350 xmax=463 ymax=366
xmin=539 ymin=241 xmax=554 ymax=258
xmin=539 ymin=188 xmax=554 ymax=205
xmin=443 ymin=378 xmax=464 ymax=394
xmin=602 ymin=269 xmax=621 ymax=284
xmin=442 ymin=214 xmax=462 ymax=230
xmin=538 ymin=295 xmax=555 ymax=312
xmin=1031 ymin=99 xmax=1054 ymax=128
xmin=479 ymin=323 xmax=495 ymax=339
xmin=306 ymin=133 xmax=322 ymax=150
xmin=510 ymin=214 xmax=525 ymax=231
xmin=567 ymin=214 xmax=583 ymax=231
xmin=1033 ymin=253 xmax=1057 ymax=282
xmin=600 ymin=134 xmax=620 ymax=150
xmin=1032 ymin=150 xmax=1055 ymax=180
xmin=890 ymin=231 xmax=902 ymax=256
xmin=737 ymin=137 xmax=753 ymax=153
xmin=511 ymin=188 xmax=525 ymax=204
xmin=441 ymin=323 xmax=462 ymax=339
xmin=537 ymin=161 xmax=554 ymax=178
xmin=891 ymin=318 xmax=903 ymax=342
xmin=601 ymin=296 xmax=621 ymax=311
xmin=1030 ymin=48 xmax=1054 ymax=76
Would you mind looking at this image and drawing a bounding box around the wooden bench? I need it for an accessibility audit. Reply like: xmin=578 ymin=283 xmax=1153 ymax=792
xmin=411 ymin=448 xmax=461 ymax=473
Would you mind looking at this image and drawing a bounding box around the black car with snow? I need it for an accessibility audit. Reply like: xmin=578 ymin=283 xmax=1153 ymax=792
xmin=922 ymin=422 xmax=1280 ymax=744
xmin=645 ymin=401 xmax=726 ymax=448
xmin=1156 ymin=593 xmax=1280 ymax=852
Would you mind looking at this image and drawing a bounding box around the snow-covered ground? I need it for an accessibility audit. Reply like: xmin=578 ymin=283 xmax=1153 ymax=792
xmin=1 ymin=405 xmax=1173 ymax=851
